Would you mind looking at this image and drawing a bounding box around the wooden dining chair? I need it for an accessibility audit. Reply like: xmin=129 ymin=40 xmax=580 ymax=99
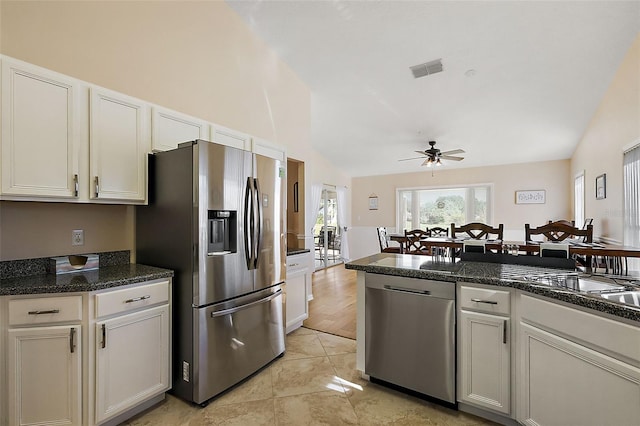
xmin=450 ymin=222 xmax=504 ymax=240
xmin=525 ymin=222 xmax=592 ymax=243
xmin=404 ymin=229 xmax=430 ymax=254
xmin=429 ymin=227 xmax=449 ymax=237
xmin=376 ymin=227 xmax=401 ymax=253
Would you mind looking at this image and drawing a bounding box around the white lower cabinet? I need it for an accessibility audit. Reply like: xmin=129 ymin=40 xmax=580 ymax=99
xmin=285 ymin=253 xmax=310 ymax=333
xmin=457 ymin=283 xmax=512 ymax=417
xmin=8 ymin=324 xmax=82 ymax=426
xmin=519 ymin=322 xmax=640 ymax=426
xmin=95 ymin=304 xmax=170 ymax=423
xmin=458 ymin=311 xmax=510 ymax=415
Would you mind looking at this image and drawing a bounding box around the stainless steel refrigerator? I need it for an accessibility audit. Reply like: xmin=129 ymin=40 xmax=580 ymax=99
xmin=136 ymin=139 xmax=286 ymax=405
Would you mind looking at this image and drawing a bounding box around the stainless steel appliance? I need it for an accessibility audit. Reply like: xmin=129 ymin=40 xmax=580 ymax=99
xmin=136 ymin=140 xmax=286 ymax=405
xmin=365 ymin=273 xmax=456 ymax=405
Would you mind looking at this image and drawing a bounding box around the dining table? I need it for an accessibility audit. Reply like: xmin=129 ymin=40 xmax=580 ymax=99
xmin=392 ymin=236 xmax=640 ymax=275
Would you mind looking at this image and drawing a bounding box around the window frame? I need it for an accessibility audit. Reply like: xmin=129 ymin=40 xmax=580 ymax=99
xmin=574 ymin=170 xmax=585 ymax=227
xmin=395 ymin=183 xmax=494 ymax=232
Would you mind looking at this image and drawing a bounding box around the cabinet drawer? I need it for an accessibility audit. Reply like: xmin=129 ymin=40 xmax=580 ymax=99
xmin=459 ymin=284 xmax=511 ymax=315
xmin=286 ymin=254 xmax=310 ymax=275
xmin=9 ymin=295 xmax=83 ymax=325
xmin=95 ymin=280 xmax=169 ymax=318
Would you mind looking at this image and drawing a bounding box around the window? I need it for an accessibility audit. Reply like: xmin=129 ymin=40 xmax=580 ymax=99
xmin=623 ymin=144 xmax=640 ymax=252
xmin=397 ymin=185 xmax=492 ymax=232
xmin=574 ymin=171 xmax=585 ymax=226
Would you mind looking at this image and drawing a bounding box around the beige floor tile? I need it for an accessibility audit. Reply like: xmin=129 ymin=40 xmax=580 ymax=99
xmin=328 ymin=353 xmax=368 ymax=391
xmin=348 ymin=381 xmax=497 ymax=426
xmin=289 ymin=326 xmax=317 ymax=336
xmin=274 ymin=391 xmax=358 ymax=425
xmin=271 ymin=356 xmax=344 ymax=397
xmin=317 ymin=332 xmax=356 ymax=355
xmin=208 ymin=366 xmax=274 ymax=407
xmin=126 ymin=394 xmax=199 ymax=426
xmin=189 ymin=398 xmax=276 ymax=425
xmin=283 ymin=333 xmax=326 ymax=360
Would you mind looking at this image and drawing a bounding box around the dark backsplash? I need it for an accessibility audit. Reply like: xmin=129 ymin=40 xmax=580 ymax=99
xmin=0 ymin=250 xmax=131 ymax=279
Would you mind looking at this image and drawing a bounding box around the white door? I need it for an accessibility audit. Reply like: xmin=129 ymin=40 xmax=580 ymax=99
xmin=458 ymin=310 xmax=510 ymax=415
xmin=90 ymin=86 xmax=149 ymax=202
xmin=1 ymin=58 xmax=80 ymax=199
xmin=519 ymin=322 xmax=640 ymax=426
xmin=95 ymin=305 xmax=170 ymax=424
xmin=8 ymin=325 xmax=81 ymax=426
xmin=151 ymin=106 xmax=209 ymax=152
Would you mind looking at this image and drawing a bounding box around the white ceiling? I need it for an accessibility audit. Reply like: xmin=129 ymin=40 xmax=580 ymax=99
xmin=227 ymin=1 xmax=640 ymax=177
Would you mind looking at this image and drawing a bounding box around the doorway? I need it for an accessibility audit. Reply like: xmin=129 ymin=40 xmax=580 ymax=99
xmin=314 ymin=187 xmax=342 ymax=270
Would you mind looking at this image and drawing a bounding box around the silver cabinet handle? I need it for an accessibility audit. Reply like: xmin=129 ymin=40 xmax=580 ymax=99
xmin=101 ymin=324 xmax=106 ymax=349
xmin=383 ymin=285 xmax=431 ymax=295
xmin=94 ymin=176 xmax=99 ymax=197
xmin=470 ymin=298 xmax=498 ymax=305
xmin=28 ymin=309 xmax=60 ymax=315
xmin=503 ymin=320 xmax=508 ymax=344
xmin=70 ymin=327 xmax=76 ymax=353
xmin=73 ymin=174 xmax=79 ymax=197
xmin=124 ymin=295 xmax=150 ymax=303
xmin=288 ymin=263 xmax=300 ymax=267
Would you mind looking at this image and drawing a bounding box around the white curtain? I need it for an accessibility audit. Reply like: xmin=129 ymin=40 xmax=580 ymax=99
xmin=624 ymin=144 xmax=640 ymax=272
xmin=336 ymin=186 xmax=350 ymax=261
xmin=307 ymin=183 xmax=323 ymax=237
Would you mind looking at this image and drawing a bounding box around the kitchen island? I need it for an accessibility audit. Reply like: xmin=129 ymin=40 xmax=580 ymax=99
xmin=346 ymin=253 xmax=640 ymax=426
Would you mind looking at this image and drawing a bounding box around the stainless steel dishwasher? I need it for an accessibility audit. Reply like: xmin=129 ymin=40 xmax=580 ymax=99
xmin=365 ymin=273 xmax=456 ymax=404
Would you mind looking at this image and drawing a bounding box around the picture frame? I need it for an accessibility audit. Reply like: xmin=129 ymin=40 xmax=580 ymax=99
xmin=596 ymin=173 xmax=606 ymax=200
xmin=515 ymin=190 xmax=546 ymax=204
xmin=368 ymin=196 xmax=378 ymax=210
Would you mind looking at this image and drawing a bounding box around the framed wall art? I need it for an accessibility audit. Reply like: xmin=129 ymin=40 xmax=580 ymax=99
xmin=515 ymin=190 xmax=546 ymax=204
xmin=595 ymin=173 xmax=606 ymax=200
xmin=368 ymin=195 xmax=379 ymax=210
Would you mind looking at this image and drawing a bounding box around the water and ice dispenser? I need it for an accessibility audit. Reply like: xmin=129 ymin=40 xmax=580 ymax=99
xmin=208 ymin=210 xmax=237 ymax=254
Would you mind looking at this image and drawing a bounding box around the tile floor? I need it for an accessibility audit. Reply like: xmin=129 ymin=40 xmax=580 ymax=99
xmin=124 ymin=328 xmax=495 ymax=425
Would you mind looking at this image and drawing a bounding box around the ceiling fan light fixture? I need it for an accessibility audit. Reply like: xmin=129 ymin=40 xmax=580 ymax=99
xmin=426 ymin=158 xmax=433 ymax=167
xmin=436 ymin=158 xmax=442 ymax=167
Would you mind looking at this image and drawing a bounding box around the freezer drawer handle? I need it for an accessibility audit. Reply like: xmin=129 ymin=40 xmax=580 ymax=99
xmin=383 ymin=285 xmax=431 ymax=295
xmin=470 ymin=298 xmax=498 ymax=305
xmin=210 ymin=290 xmax=282 ymax=318
xmin=124 ymin=295 xmax=151 ymax=303
xmin=28 ymin=309 xmax=60 ymax=315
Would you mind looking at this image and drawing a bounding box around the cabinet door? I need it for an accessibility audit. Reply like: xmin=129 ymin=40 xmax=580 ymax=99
xmin=252 ymin=137 xmax=286 ymax=162
xmin=90 ymin=87 xmax=149 ymax=202
xmin=519 ymin=322 xmax=640 ymax=426
xmin=151 ymin=106 xmax=209 ymax=152
xmin=1 ymin=58 xmax=80 ymax=199
xmin=8 ymin=325 xmax=81 ymax=426
xmin=95 ymin=305 xmax=170 ymax=424
xmin=210 ymin=123 xmax=251 ymax=150
xmin=459 ymin=310 xmax=510 ymax=414
xmin=285 ymin=270 xmax=308 ymax=333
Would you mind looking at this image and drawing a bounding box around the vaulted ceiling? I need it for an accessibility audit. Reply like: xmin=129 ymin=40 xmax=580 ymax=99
xmin=227 ymin=1 xmax=640 ymax=177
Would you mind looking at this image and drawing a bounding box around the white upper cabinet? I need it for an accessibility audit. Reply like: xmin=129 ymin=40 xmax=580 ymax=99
xmin=210 ymin=123 xmax=252 ymax=151
xmin=151 ymin=106 xmax=209 ymax=152
xmin=90 ymin=87 xmax=150 ymax=203
xmin=252 ymin=137 xmax=286 ymax=162
xmin=1 ymin=57 xmax=81 ymax=199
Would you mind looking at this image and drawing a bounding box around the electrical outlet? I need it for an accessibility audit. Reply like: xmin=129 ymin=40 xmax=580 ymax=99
xmin=72 ymin=230 xmax=84 ymax=246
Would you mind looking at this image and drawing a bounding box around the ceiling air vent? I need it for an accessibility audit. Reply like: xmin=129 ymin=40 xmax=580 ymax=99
xmin=410 ymin=59 xmax=443 ymax=79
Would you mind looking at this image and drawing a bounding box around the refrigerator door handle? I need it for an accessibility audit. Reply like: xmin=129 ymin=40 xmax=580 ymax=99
xmin=254 ymin=178 xmax=263 ymax=267
xmin=244 ymin=177 xmax=254 ymax=269
xmin=210 ymin=289 xmax=282 ymax=318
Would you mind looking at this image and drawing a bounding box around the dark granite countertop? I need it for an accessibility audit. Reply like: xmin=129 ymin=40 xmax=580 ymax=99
xmin=0 ymin=263 xmax=174 ymax=296
xmin=0 ymin=251 xmax=173 ymax=296
xmin=346 ymin=253 xmax=640 ymax=323
xmin=287 ymin=249 xmax=311 ymax=256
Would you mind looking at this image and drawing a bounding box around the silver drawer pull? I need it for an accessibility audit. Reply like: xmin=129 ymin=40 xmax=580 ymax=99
xmin=124 ymin=295 xmax=151 ymax=303
xmin=28 ymin=309 xmax=60 ymax=315
xmin=471 ymin=298 xmax=498 ymax=305
xmin=288 ymin=263 xmax=300 ymax=267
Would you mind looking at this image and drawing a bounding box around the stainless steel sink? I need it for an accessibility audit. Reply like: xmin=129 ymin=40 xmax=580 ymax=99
xmin=599 ymin=291 xmax=640 ymax=307
xmin=578 ymin=278 xmax=627 ymax=293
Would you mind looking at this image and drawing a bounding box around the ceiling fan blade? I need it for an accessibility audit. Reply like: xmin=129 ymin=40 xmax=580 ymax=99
xmin=440 ymin=149 xmax=465 ymax=155
xmin=440 ymin=155 xmax=464 ymax=161
xmin=414 ymin=150 xmax=427 ymax=155
xmin=398 ymin=156 xmax=426 ymax=162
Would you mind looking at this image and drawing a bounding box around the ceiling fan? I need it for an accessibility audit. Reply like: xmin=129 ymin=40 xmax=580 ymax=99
xmin=399 ymin=140 xmax=465 ymax=167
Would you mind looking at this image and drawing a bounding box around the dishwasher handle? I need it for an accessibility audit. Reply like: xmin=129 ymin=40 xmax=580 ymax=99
xmin=383 ymin=285 xmax=431 ymax=295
